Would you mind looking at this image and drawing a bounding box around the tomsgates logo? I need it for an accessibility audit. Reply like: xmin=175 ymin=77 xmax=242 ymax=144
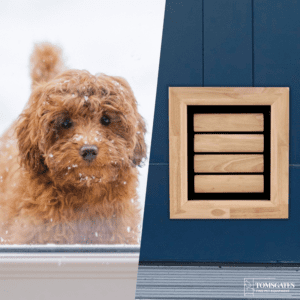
xmin=244 ymin=278 xmax=295 ymax=296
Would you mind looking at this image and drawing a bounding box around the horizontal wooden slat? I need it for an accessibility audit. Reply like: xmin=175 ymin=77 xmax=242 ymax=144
xmin=194 ymin=134 xmax=264 ymax=152
xmin=194 ymin=155 xmax=264 ymax=173
xmin=194 ymin=113 xmax=264 ymax=132
xmin=194 ymin=175 xmax=264 ymax=193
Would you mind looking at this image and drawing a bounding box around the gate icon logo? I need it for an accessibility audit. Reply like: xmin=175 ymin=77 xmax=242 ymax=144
xmin=244 ymin=278 xmax=254 ymax=296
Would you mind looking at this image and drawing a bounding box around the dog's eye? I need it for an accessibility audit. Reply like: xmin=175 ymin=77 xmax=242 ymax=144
xmin=100 ymin=116 xmax=111 ymax=126
xmin=61 ymin=118 xmax=73 ymax=129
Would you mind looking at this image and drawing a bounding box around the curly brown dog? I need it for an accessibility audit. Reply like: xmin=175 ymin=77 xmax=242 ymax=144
xmin=0 ymin=43 xmax=146 ymax=244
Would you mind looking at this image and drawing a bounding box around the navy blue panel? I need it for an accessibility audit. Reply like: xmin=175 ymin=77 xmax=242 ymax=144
xmin=204 ymin=0 xmax=252 ymax=86
xmin=149 ymin=1 xmax=203 ymax=164
xmin=140 ymin=0 xmax=299 ymax=264
xmin=140 ymin=166 xmax=300 ymax=263
xmin=254 ymin=0 xmax=300 ymax=164
xmin=143 ymin=164 xmax=169 ymax=206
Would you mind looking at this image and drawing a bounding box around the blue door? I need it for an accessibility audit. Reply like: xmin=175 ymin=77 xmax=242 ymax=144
xmin=139 ymin=0 xmax=300 ymax=264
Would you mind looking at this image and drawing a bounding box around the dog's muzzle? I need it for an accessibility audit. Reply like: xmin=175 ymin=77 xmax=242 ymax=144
xmin=79 ymin=145 xmax=99 ymax=162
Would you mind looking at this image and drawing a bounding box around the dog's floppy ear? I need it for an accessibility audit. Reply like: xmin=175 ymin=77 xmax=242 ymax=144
xmin=16 ymin=89 xmax=48 ymax=175
xmin=110 ymin=76 xmax=147 ymax=167
xmin=132 ymin=114 xmax=147 ymax=167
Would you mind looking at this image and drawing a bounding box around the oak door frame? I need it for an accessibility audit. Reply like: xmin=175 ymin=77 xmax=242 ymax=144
xmin=169 ymin=87 xmax=289 ymax=219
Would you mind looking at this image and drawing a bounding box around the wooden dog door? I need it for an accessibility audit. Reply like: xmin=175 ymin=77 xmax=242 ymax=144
xmin=169 ymin=87 xmax=289 ymax=219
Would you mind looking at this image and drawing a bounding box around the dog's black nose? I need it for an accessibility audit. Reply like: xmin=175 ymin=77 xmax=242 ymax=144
xmin=79 ymin=145 xmax=98 ymax=162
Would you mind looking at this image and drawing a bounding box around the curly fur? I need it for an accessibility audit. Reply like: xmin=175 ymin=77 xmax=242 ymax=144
xmin=0 ymin=43 xmax=146 ymax=244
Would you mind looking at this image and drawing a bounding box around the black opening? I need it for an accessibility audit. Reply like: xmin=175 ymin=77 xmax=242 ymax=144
xmin=187 ymin=105 xmax=271 ymax=200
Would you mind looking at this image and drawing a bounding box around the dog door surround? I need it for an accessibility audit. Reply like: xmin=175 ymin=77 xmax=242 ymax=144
xmin=169 ymin=87 xmax=289 ymax=219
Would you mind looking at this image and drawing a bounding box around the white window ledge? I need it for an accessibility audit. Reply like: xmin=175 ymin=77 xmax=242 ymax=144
xmin=0 ymin=245 xmax=140 ymax=277
xmin=0 ymin=246 xmax=140 ymax=300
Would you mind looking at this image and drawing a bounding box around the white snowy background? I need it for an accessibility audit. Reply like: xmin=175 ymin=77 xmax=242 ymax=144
xmin=0 ymin=0 xmax=165 ymax=219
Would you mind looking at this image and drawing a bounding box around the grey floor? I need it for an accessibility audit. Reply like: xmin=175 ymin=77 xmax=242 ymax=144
xmin=135 ymin=265 xmax=300 ymax=299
